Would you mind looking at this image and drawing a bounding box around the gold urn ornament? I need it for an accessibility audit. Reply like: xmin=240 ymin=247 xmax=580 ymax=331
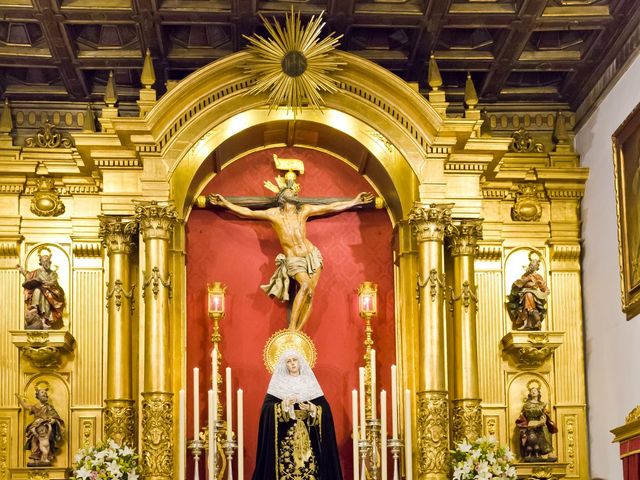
xmin=31 ymin=177 xmax=65 ymax=217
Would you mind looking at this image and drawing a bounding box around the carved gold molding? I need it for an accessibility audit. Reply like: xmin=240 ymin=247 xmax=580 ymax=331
xmin=416 ymin=391 xmax=449 ymax=478
xmin=512 ymin=184 xmax=543 ymax=222
xmin=142 ymin=267 xmax=172 ymax=301
xmin=612 ymin=404 xmax=640 ymax=444
xmin=501 ymin=332 xmax=564 ymax=369
xmin=515 ymin=462 xmax=569 ymax=480
xmin=25 ymin=122 xmax=72 ymax=149
xmin=10 ymin=330 xmax=75 ymax=369
xmin=104 ymin=399 xmax=137 ymax=447
xmin=141 ymin=392 xmax=173 ymax=480
xmin=0 ymin=419 xmax=8 ymax=480
xmin=509 ymin=128 xmax=544 ymax=153
xmin=106 ymin=280 xmax=135 ymax=313
xmin=451 ymin=399 xmax=482 ymax=444
xmin=30 ymin=177 xmax=65 ymax=217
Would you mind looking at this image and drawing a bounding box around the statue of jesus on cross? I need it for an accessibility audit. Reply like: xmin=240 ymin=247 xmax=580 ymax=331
xmin=207 ymin=155 xmax=375 ymax=331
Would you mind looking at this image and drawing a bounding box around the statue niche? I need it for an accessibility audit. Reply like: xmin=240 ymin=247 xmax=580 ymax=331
xmin=16 ymin=381 xmax=65 ymax=467
xmin=507 ymin=252 xmax=549 ymax=331
xmin=16 ymin=247 xmax=66 ymax=330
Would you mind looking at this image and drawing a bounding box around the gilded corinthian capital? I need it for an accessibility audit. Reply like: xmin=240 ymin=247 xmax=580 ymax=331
xmin=134 ymin=201 xmax=179 ymax=240
xmin=448 ymin=219 xmax=483 ymax=257
xmin=408 ymin=203 xmax=454 ymax=243
xmin=99 ymin=216 xmax=138 ymax=254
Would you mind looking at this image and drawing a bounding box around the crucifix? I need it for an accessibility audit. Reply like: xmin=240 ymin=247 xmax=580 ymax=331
xmin=200 ymin=154 xmax=377 ymax=331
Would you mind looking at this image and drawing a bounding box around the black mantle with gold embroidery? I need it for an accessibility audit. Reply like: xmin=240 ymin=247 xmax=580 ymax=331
xmin=251 ymin=394 xmax=343 ymax=480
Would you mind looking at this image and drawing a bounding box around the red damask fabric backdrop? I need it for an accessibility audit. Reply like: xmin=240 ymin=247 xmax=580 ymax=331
xmin=186 ymin=147 xmax=396 ymax=477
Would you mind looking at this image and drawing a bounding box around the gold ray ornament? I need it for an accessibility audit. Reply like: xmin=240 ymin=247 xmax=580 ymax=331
xmin=243 ymin=8 xmax=344 ymax=113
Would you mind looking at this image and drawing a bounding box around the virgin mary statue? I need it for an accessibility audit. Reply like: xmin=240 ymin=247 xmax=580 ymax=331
xmin=252 ymin=348 xmax=343 ymax=479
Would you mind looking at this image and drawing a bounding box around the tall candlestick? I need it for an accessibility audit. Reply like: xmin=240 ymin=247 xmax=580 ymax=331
xmin=179 ymin=389 xmax=186 ymax=480
xmin=212 ymin=347 xmax=218 ymax=392
xmin=404 ymin=390 xmax=413 ymax=480
xmin=370 ymin=349 xmax=377 ymax=419
xmin=193 ymin=368 xmax=200 ymax=437
xmin=381 ymin=390 xmax=387 ymax=480
xmin=226 ymin=367 xmax=233 ymax=441
xmin=237 ymin=389 xmax=244 ymax=480
xmin=391 ymin=365 xmax=398 ymax=439
xmin=208 ymin=390 xmax=215 ymax=480
xmin=212 ymin=347 xmax=218 ymax=418
xmin=358 ymin=367 xmax=366 ymax=438
xmin=352 ymin=389 xmax=359 ymax=480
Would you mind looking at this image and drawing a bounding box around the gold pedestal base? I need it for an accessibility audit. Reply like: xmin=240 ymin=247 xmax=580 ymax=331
xmin=516 ymin=462 xmax=568 ymax=479
xmin=10 ymin=467 xmax=70 ymax=480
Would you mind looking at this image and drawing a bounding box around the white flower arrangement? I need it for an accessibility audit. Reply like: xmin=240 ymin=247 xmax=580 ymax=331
xmin=71 ymin=440 xmax=139 ymax=480
xmin=451 ymin=436 xmax=517 ymax=480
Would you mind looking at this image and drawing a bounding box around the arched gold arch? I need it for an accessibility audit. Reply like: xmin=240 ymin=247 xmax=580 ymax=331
xmin=135 ymin=51 xmax=447 ymax=219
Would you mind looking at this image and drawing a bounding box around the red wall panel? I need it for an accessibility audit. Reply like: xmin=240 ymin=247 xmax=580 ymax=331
xmin=185 ymin=147 xmax=396 ymax=477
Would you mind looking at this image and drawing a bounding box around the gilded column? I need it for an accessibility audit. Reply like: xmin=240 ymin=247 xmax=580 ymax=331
xmin=99 ymin=216 xmax=138 ymax=447
xmin=449 ymin=219 xmax=483 ymax=444
xmin=135 ymin=201 xmax=178 ymax=480
xmin=408 ymin=203 xmax=452 ymax=480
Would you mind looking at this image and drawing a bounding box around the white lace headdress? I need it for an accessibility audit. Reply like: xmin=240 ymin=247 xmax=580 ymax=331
xmin=267 ymin=348 xmax=324 ymax=402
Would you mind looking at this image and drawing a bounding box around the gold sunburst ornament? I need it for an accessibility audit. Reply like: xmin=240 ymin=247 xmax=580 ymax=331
xmin=243 ymin=9 xmax=344 ymax=113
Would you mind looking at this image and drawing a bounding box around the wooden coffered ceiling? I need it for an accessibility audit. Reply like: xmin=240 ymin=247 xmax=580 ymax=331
xmin=0 ymin=0 xmax=639 ymax=113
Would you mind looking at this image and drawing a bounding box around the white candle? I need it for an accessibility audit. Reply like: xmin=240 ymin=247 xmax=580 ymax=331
xmin=237 ymin=389 xmax=244 ymax=480
xmin=381 ymin=390 xmax=387 ymax=480
xmin=404 ymin=390 xmax=413 ymax=480
xmin=208 ymin=390 xmax=215 ymax=480
xmin=391 ymin=365 xmax=398 ymax=439
xmin=358 ymin=367 xmax=366 ymax=438
xmin=212 ymin=383 xmax=218 ymax=476
xmin=193 ymin=368 xmax=200 ymax=437
xmin=212 ymin=347 xmax=218 ymax=419
xmin=179 ymin=389 xmax=186 ymax=480
xmin=226 ymin=367 xmax=233 ymax=441
xmin=370 ymin=349 xmax=377 ymax=420
xmin=352 ymin=389 xmax=359 ymax=480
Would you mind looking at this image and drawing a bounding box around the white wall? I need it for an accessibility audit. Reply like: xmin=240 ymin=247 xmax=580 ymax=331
xmin=576 ymin=53 xmax=640 ymax=479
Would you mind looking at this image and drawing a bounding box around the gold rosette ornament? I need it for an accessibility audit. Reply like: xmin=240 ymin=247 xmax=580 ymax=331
xmin=243 ymin=9 xmax=344 ymax=113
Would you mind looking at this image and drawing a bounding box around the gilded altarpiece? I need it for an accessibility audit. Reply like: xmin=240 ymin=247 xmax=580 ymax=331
xmin=0 ymin=46 xmax=590 ymax=480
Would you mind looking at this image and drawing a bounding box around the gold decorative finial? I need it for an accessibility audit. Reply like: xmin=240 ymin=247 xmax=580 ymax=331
xmin=141 ymin=49 xmax=156 ymax=89
xmin=428 ymin=54 xmax=443 ymax=91
xmin=104 ymin=71 xmax=118 ymax=107
xmin=553 ymin=111 xmax=568 ymax=145
xmin=0 ymin=98 xmax=13 ymax=134
xmin=83 ymin=104 xmax=96 ymax=133
xmin=464 ymin=72 xmax=478 ymax=109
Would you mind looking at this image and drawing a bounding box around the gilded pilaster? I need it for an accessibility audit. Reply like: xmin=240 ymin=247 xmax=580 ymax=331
xmin=135 ymin=201 xmax=178 ymax=480
xmin=408 ymin=203 xmax=452 ymax=480
xmin=0 ymin=236 xmax=22 ymax=407
xmin=449 ymin=219 xmax=482 ymax=444
xmin=99 ymin=216 xmax=137 ymax=446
